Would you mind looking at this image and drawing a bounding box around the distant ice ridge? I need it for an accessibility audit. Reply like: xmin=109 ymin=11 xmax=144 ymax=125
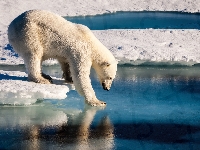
xmin=1 ymin=29 xmax=200 ymax=66
xmin=0 ymin=70 xmax=72 ymax=105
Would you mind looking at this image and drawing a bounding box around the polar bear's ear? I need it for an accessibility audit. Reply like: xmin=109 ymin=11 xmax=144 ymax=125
xmin=101 ymin=62 xmax=110 ymax=67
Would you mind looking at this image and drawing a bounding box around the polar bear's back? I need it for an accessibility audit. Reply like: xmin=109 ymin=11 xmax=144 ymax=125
xmin=8 ymin=9 xmax=114 ymax=64
xmin=8 ymin=10 xmax=74 ymax=42
xmin=8 ymin=10 xmax=94 ymax=58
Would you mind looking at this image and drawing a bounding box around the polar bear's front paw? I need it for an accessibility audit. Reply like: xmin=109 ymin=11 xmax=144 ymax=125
xmin=85 ymin=99 xmax=106 ymax=107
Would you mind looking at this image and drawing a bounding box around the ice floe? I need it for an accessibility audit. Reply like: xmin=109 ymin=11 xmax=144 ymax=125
xmin=0 ymin=70 xmax=73 ymax=105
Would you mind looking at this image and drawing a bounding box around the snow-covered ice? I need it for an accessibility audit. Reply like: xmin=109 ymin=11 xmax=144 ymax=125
xmin=0 ymin=70 xmax=72 ymax=105
xmin=94 ymin=29 xmax=200 ymax=65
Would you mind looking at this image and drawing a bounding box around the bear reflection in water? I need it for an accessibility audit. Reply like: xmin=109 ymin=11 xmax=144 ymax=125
xmin=23 ymin=106 xmax=114 ymax=150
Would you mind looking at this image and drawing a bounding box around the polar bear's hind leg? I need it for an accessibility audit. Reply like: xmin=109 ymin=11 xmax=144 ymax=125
xmin=24 ymin=53 xmax=51 ymax=84
xmin=58 ymin=60 xmax=73 ymax=83
xmin=19 ymin=22 xmax=53 ymax=84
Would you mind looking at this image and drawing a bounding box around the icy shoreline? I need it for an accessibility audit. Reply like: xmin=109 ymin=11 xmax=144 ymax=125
xmin=0 ymin=70 xmax=73 ymax=105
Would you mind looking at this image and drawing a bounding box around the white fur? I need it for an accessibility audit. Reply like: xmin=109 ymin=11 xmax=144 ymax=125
xmin=8 ymin=10 xmax=117 ymax=106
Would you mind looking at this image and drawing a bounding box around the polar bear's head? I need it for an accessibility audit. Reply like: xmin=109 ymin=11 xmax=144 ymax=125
xmin=94 ymin=60 xmax=117 ymax=91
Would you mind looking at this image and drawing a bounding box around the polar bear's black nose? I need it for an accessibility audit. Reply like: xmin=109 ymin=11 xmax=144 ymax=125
xmin=102 ymin=82 xmax=109 ymax=91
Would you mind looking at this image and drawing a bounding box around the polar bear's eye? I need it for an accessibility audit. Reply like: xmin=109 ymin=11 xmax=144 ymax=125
xmin=109 ymin=77 xmax=112 ymax=80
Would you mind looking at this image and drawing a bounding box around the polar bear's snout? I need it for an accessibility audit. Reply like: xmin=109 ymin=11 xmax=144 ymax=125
xmin=102 ymin=82 xmax=109 ymax=91
xmin=102 ymin=80 xmax=112 ymax=91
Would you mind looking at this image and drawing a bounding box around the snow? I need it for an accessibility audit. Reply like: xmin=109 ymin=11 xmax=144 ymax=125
xmin=94 ymin=29 xmax=200 ymax=66
xmin=0 ymin=70 xmax=72 ymax=105
xmin=0 ymin=0 xmax=200 ymax=104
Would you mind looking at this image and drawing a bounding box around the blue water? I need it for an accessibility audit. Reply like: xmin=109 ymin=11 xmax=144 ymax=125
xmin=64 ymin=11 xmax=200 ymax=30
xmin=1 ymin=65 xmax=200 ymax=149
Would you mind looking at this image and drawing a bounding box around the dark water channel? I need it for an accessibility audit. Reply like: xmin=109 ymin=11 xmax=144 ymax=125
xmin=65 ymin=11 xmax=200 ymax=30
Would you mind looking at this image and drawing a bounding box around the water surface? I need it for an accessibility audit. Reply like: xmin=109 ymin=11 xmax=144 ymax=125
xmin=0 ymin=65 xmax=200 ymax=149
xmin=64 ymin=11 xmax=200 ymax=30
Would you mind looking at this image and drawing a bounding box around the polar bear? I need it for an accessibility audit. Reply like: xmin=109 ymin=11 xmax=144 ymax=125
xmin=8 ymin=10 xmax=117 ymax=106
